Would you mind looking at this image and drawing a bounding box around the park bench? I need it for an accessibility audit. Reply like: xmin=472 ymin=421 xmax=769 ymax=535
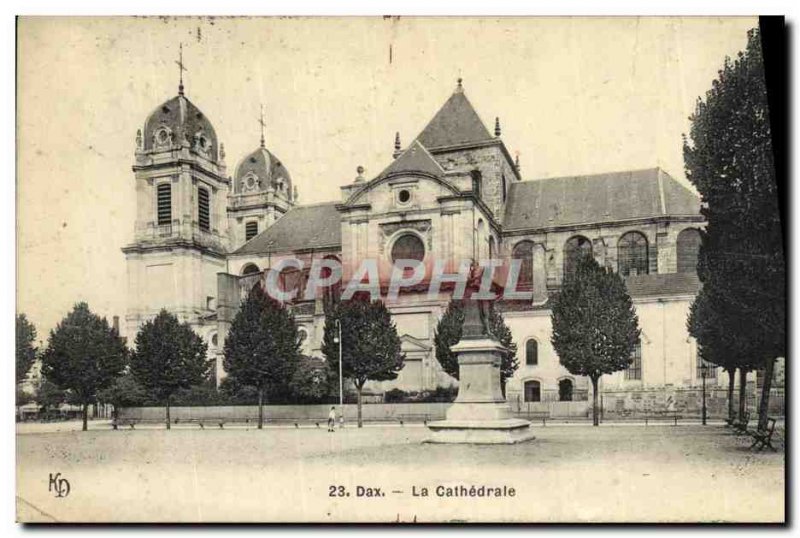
xmin=396 ymin=413 xmax=440 ymax=426
xmin=644 ymin=413 xmax=682 ymax=426
xmin=749 ymin=417 xmax=778 ymax=452
xmin=514 ymin=410 xmax=551 ymax=426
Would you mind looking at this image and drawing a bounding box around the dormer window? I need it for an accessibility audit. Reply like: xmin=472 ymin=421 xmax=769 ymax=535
xmin=194 ymin=131 xmax=211 ymax=157
xmin=153 ymin=126 xmax=173 ymax=149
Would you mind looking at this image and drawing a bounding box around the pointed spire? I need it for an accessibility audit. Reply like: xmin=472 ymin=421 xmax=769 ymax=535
xmin=219 ymin=143 xmax=226 ymax=163
xmin=258 ymin=105 xmax=267 ymax=148
xmin=393 ymin=132 xmax=402 ymax=159
xmin=176 ymin=43 xmax=187 ymax=96
xmin=515 ymin=153 xmax=520 ymax=174
xmin=455 ymin=77 xmax=463 ymax=94
xmin=494 ymin=117 xmax=501 ymax=137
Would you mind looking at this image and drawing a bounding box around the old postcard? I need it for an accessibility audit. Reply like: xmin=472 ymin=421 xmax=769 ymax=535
xmin=15 ymin=16 xmax=785 ymax=523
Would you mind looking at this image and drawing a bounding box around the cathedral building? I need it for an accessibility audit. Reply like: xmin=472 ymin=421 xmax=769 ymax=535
xmin=123 ymin=76 xmax=726 ymax=413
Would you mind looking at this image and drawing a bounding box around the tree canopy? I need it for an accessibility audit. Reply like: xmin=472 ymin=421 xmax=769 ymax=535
xmin=550 ymin=256 xmax=640 ymax=425
xmin=683 ymin=27 xmax=784 ymax=430
xmin=16 ymin=314 xmax=38 ymax=385
xmin=130 ymin=310 xmax=210 ymax=428
xmin=321 ymin=296 xmax=404 ymax=427
xmin=223 ymin=284 xmax=302 ymax=427
xmin=40 ymin=302 xmax=128 ymax=430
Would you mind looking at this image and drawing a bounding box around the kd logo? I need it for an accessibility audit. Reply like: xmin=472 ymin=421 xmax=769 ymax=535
xmin=48 ymin=473 xmax=70 ymax=498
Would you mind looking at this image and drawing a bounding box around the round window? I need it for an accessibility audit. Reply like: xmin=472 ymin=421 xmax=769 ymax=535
xmin=391 ymin=233 xmax=425 ymax=263
xmin=156 ymin=129 xmax=169 ymax=144
xmin=398 ymin=189 xmax=411 ymax=204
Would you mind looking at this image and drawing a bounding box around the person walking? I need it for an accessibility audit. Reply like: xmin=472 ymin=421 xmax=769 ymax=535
xmin=327 ymin=406 xmax=337 ymax=432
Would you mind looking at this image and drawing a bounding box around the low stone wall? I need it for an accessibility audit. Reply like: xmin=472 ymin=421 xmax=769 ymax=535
xmin=599 ymin=386 xmax=785 ymax=418
xmin=118 ymin=402 xmax=452 ymax=422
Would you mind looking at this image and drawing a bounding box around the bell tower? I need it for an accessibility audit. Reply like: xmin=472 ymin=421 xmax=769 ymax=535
xmin=122 ymin=50 xmax=230 ymax=339
xmin=227 ymin=105 xmax=296 ymax=250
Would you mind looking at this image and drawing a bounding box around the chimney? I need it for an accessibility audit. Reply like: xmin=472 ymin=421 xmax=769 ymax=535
xmin=112 ymin=315 xmax=120 ymax=334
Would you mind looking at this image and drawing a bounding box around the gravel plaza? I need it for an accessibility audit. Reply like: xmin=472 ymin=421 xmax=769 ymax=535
xmin=16 ymin=421 xmax=784 ymax=523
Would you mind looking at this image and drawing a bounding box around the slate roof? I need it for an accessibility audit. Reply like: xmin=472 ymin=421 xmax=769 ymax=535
xmin=375 ymin=140 xmax=445 ymax=179
xmin=232 ymin=202 xmax=341 ymax=255
xmin=503 ymin=168 xmax=701 ymax=230
xmin=233 ymin=146 xmax=293 ymax=194
xmin=415 ymin=88 xmax=494 ymax=149
xmin=143 ymin=93 xmax=219 ymax=162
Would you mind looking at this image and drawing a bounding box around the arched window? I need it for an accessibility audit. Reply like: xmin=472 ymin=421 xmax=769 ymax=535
xmin=625 ymin=339 xmax=642 ymax=380
xmin=512 ymin=240 xmax=535 ymax=290
xmin=525 ymin=339 xmax=538 ymax=366
xmin=564 ymin=236 xmax=593 ymax=277
xmin=524 ymin=380 xmax=541 ymax=402
xmin=245 ymin=221 xmax=259 ymax=242
xmin=198 ymin=186 xmax=211 ymax=232
xmin=677 ymin=228 xmax=702 ymax=274
xmin=391 ymin=233 xmax=425 ymax=263
xmin=488 ymin=236 xmax=496 ymax=260
xmin=210 ymin=333 xmax=218 ymax=348
xmin=157 ymin=183 xmax=172 ymax=226
xmin=558 ymin=378 xmax=573 ymax=401
xmin=617 ymin=231 xmax=649 ymax=276
xmin=241 ymin=263 xmax=260 ymax=276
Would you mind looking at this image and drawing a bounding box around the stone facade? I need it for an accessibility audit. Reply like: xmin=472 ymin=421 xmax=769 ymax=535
xmin=124 ymin=79 xmax=719 ymax=407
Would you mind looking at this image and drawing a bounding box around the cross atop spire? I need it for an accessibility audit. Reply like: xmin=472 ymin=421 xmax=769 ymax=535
xmin=176 ymin=43 xmax=187 ymax=95
xmin=258 ymin=105 xmax=267 ymax=148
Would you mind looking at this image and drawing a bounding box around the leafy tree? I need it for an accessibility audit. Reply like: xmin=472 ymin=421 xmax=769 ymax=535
xmin=550 ymin=257 xmax=640 ymax=426
xmin=322 ymin=296 xmax=404 ymax=427
xmin=219 ymin=376 xmax=261 ymax=405
xmin=223 ymin=285 xmax=301 ymax=428
xmin=16 ymin=314 xmax=38 ymax=385
xmin=688 ymin=285 xmax=764 ymax=422
xmin=97 ymin=374 xmax=146 ymax=427
xmin=40 ymin=303 xmax=127 ymax=430
xmin=34 ymin=378 xmax=65 ymax=414
xmin=290 ymin=356 xmax=333 ymax=404
xmin=16 ymin=386 xmax=33 ymax=407
xmin=683 ymin=28 xmax=785 ymax=431
xmin=433 ymin=300 xmax=518 ymax=394
xmin=130 ymin=310 xmax=210 ymax=429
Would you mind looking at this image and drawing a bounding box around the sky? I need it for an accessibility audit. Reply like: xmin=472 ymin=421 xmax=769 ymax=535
xmin=16 ymin=16 xmax=757 ymax=339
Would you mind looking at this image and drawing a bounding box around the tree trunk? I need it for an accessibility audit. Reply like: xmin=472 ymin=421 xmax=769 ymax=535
xmin=726 ymin=367 xmax=735 ymax=423
xmin=356 ymin=386 xmax=363 ymax=428
xmin=258 ymin=388 xmax=264 ymax=430
xmin=591 ymin=376 xmax=599 ymax=427
xmin=757 ymin=358 xmax=775 ymax=431
xmin=82 ymin=402 xmax=88 ymax=431
xmin=738 ymin=368 xmax=747 ymax=421
xmin=166 ymin=397 xmax=171 ymax=430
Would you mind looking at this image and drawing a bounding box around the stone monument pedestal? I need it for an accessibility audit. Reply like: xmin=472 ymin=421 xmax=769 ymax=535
xmin=425 ymin=338 xmax=536 ymax=445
